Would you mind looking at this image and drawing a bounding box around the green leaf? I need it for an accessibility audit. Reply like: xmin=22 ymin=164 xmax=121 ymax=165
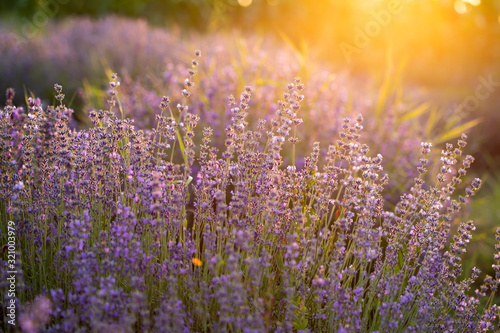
xmin=216 ymin=258 xmax=226 ymax=274
xmin=293 ymin=314 xmax=309 ymax=331
xmin=399 ymin=102 xmax=430 ymax=123
xmin=275 ymin=252 xmax=284 ymax=271
xmin=396 ymin=248 xmax=404 ymax=274
xmin=425 ymin=106 xmax=438 ymax=138
xmin=435 ymin=118 xmax=483 ymax=144
xmin=375 ymin=72 xmax=391 ymax=120
xmin=293 ymin=297 xmax=309 ymax=330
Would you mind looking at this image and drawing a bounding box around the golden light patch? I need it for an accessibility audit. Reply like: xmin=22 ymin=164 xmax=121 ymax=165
xmin=238 ymin=0 xmax=252 ymax=7
xmin=454 ymin=1 xmax=467 ymax=14
xmin=463 ymin=0 xmax=480 ymax=6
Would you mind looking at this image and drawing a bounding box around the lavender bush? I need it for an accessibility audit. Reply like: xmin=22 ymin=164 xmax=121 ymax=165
xmin=1 ymin=50 xmax=499 ymax=332
xmin=0 ymin=17 xmax=482 ymax=204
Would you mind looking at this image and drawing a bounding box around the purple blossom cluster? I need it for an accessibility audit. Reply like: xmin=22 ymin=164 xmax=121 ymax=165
xmin=0 ymin=49 xmax=498 ymax=332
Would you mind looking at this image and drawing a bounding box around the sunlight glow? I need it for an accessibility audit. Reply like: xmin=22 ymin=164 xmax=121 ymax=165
xmin=463 ymin=0 xmax=481 ymax=6
xmin=238 ymin=0 xmax=252 ymax=7
xmin=454 ymin=1 xmax=468 ymax=14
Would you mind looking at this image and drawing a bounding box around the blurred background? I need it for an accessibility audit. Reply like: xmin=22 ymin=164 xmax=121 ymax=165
xmin=2 ymin=0 xmax=499 ymax=85
xmin=1 ymin=0 xmax=500 ymax=295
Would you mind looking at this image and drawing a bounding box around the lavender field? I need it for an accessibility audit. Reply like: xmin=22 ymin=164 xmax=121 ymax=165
xmin=1 ymin=2 xmax=500 ymax=332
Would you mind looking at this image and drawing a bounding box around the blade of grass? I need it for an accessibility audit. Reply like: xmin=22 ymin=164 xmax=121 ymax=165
xmin=375 ymin=44 xmax=395 ymax=120
xmin=399 ymin=102 xmax=430 ymax=124
xmin=425 ymin=106 xmax=438 ymax=138
xmin=435 ymin=118 xmax=483 ymax=144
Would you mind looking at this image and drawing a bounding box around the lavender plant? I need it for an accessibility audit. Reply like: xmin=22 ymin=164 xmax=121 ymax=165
xmin=0 ymin=50 xmax=498 ymax=332
xmin=0 ymin=17 xmax=483 ymax=205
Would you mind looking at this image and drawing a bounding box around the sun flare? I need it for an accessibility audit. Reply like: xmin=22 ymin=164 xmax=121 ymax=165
xmin=238 ymin=0 xmax=252 ymax=7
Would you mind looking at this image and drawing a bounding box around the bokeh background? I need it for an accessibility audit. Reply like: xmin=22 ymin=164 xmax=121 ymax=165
xmin=2 ymin=0 xmax=499 ymax=85
xmin=1 ymin=0 xmax=500 ymax=295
